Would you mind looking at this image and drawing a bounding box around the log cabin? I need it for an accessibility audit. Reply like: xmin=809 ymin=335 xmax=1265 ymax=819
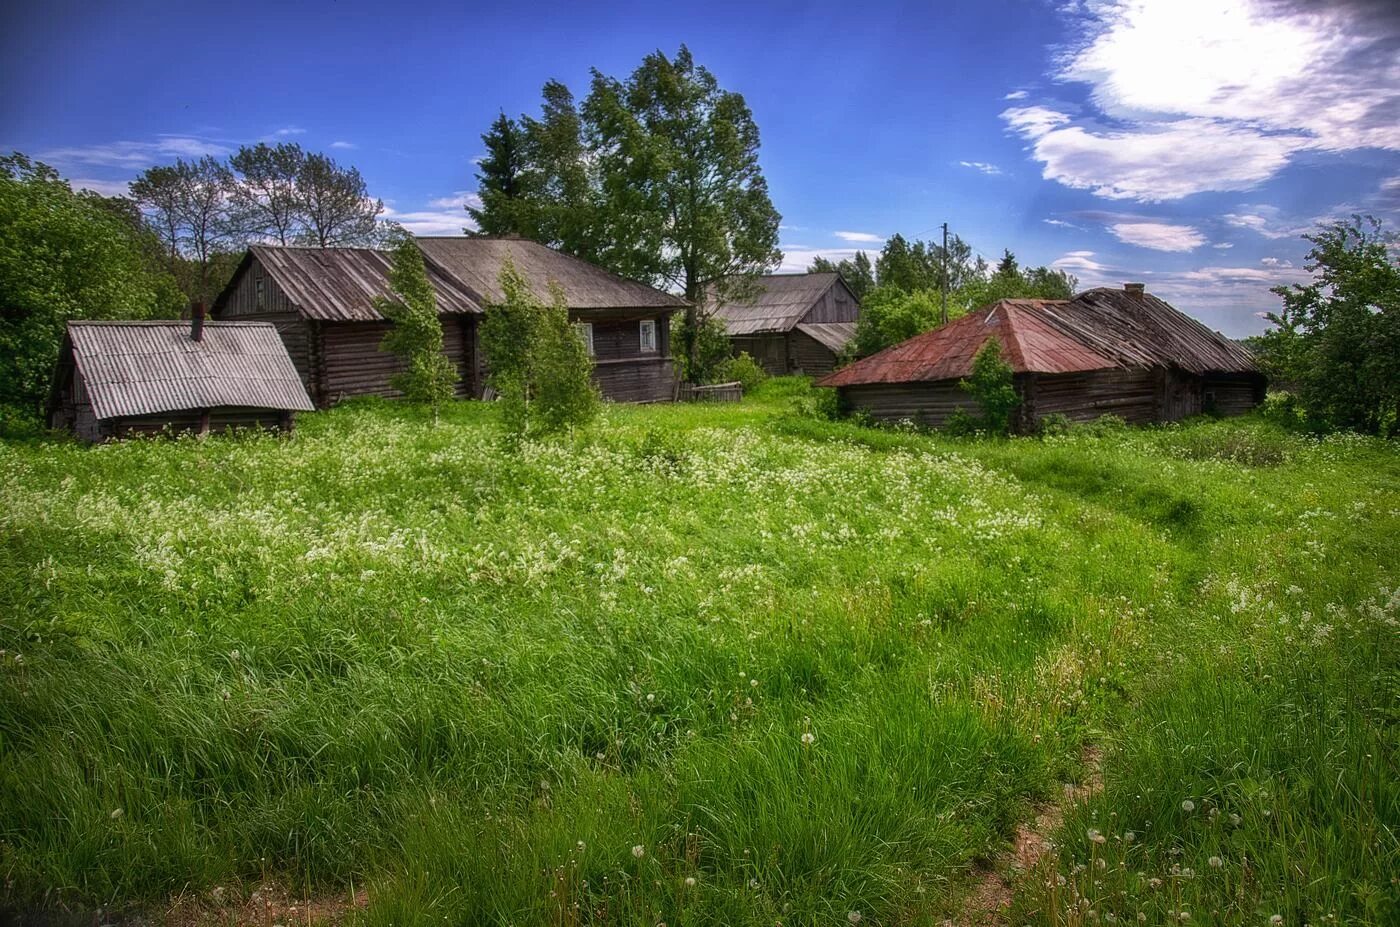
xmin=818 ymin=284 xmax=1265 ymax=431
xmin=47 ymin=316 xmax=314 ymax=441
xmin=708 ymin=273 xmax=860 ymax=376
xmin=416 ymin=237 xmax=685 ymax=403
xmin=213 ymin=238 xmax=686 ymax=405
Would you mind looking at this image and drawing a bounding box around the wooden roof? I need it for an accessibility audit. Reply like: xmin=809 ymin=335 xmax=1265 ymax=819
xmin=57 ymin=321 xmax=314 ymax=420
xmin=819 ymin=288 xmax=1258 ymax=388
xmin=795 ymin=322 xmax=858 ymax=353
xmin=709 ymin=273 xmax=845 ymax=335
xmin=415 ymin=237 xmax=686 ymax=313
xmin=217 ymin=246 xmax=483 ymax=321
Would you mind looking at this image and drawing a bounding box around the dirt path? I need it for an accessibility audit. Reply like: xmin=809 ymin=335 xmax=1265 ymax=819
xmin=945 ymin=746 xmax=1104 ymax=927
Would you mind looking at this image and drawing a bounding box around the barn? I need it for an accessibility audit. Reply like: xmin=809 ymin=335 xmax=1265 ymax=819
xmin=47 ymin=316 xmax=314 ymax=441
xmin=708 ymin=273 xmax=860 ymax=377
xmin=818 ymin=284 xmax=1265 ymax=430
xmin=213 ymin=237 xmax=686 ymax=405
xmin=417 ymin=237 xmax=685 ymax=402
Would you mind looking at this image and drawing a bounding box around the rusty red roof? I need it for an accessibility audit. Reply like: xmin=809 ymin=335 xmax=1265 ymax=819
xmin=818 ymin=299 xmax=1116 ymax=387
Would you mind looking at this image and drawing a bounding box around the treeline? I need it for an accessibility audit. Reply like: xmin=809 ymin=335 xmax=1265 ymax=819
xmin=129 ymin=143 xmax=386 ymax=303
xmin=809 ymin=233 xmax=1077 ymax=355
xmin=467 ymin=45 xmax=782 ymax=373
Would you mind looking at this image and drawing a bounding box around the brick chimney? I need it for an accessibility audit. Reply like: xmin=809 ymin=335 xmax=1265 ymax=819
xmin=1123 ymin=282 xmax=1145 ymax=302
xmin=191 ymin=301 xmax=206 ymax=342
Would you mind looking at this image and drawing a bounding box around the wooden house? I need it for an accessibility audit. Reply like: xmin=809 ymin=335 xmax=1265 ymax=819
xmin=708 ymin=273 xmax=860 ymax=376
xmin=416 ymin=237 xmax=686 ymax=402
xmin=47 ymin=317 xmax=314 ymax=441
xmin=212 ymin=245 xmax=483 ymax=406
xmin=213 ymin=238 xmax=686 ymax=405
xmin=818 ymin=284 xmax=1264 ymax=430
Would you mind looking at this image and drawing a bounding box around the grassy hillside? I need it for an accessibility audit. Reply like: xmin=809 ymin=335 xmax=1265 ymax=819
xmin=2 ymin=383 xmax=1396 ymax=925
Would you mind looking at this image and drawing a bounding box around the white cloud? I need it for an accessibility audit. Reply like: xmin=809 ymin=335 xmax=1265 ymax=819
xmin=37 ymin=135 xmax=232 ymax=169
xmin=383 ymin=192 xmax=482 ymax=236
xmin=1052 ymin=250 xmax=1108 ymax=273
xmin=71 ymin=177 xmax=132 ymax=197
xmin=1212 ymin=242 xmax=1235 ymax=249
xmin=329 ymin=140 xmax=356 ymax=150
xmin=271 ymin=126 xmax=306 ymax=137
xmin=958 ymin=160 xmax=1004 ymax=176
xmin=1043 ymin=218 xmax=1081 ymax=229
xmin=1107 ymin=220 xmax=1205 ymax=251
xmin=1004 ymin=0 xmax=1400 ymax=201
xmin=1260 ymin=256 xmax=1293 ymax=267
xmin=1003 ymin=90 xmax=1029 ymax=100
xmin=834 ymin=230 xmax=883 ymax=243
xmin=778 ymin=246 xmax=863 ymax=273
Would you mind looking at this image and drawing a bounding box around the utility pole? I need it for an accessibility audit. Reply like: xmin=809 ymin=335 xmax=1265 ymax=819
xmin=940 ymin=222 xmax=949 ymax=325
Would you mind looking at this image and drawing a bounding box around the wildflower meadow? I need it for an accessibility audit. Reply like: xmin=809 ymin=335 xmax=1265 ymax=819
xmin=1 ymin=381 xmax=1395 ymax=925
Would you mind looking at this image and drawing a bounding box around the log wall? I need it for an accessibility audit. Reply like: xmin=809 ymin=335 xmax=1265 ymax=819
xmin=837 ymin=381 xmax=980 ymax=426
xmin=315 ymin=319 xmax=476 ymax=405
xmin=790 ymin=330 xmax=838 ymax=376
xmin=593 ymin=357 xmax=677 ymax=403
xmin=1204 ymin=373 xmax=1266 ymax=417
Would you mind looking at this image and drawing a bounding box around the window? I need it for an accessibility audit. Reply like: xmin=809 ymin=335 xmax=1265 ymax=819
xmin=254 ymin=276 xmax=265 ymax=309
xmin=574 ymin=322 xmax=594 ymax=356
xmin=639 ymin=319 xmax=657 ymax=353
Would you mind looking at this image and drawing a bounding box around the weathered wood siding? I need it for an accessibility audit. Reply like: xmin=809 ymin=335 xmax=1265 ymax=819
xmin=837 ymin=381 xmax=980 ymax=426
xmin=790 ymin=330 xmax=838 ymax=376
xmin=593 ymin=358 xmax=676 ymax=402
xmin=1158 ymin=369 xmax=1203 ymax=421
xmin=315 ymin=319 xmax=475 ymax=405
xmin=219 ymin=259 xmax=299 ymax=318
xmin=1027 ymin=369 xmax=1159 ymax=424
xmin=49 ymin=371 xmax=104 ymax=442
xmin=1204 ymin=373 xmax=1265 ymax=416
xmin=799 ymin=278 xmax=861 ymax=324
xmin=730 ymin=334 xmax=789 ymax=376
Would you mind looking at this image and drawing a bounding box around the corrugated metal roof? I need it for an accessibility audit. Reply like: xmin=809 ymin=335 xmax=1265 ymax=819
xmin=243 ymin=245 xmax=483 ymax=321
xmin=819 ymin=289 xmax=1259 ymax=388
xmin=709 ymin=273 xmax=840 ymax=334
xmin=795 ymin=322 xmax=857 ymax=353
xmin=416 ymin=237 xmax=686 ymax=312
xmin=67 ymin=321 xmax=315 ymax=420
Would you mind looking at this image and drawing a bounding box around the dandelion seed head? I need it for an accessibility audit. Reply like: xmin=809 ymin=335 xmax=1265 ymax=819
xmin=684 ymin=876 xmax=696 ymax=887
xmin=1181 ymin=799 xmax=1196 ymax=812
xmin=847 ymin=912 xmax=862 ymax=924
xmin=1208 ymin=856 xmax=1223 ymax=868
xmin=800 ymin=732 xmax=815 ymax=745
xmin=632 ymin=845 xmax=645 ymax=858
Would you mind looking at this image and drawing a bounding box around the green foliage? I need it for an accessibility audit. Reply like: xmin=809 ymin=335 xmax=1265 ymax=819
xmin=467 ymin=112 xmax=535 ymax=238
xmin=809 ymin=251 xmax=875 ymax=301
xmin=1256 ymin=216 xmax=1399 ymax=435
xmin=0 ymin=154 xmax=183 ymax=416
xmin=472 ymin=47 xmax=782 ymax=372
xmin=480 ymin=258 xmax=599 ymax=441
xmin=374 ymin=236 xmax=458 ymax=418
xmin=853 ymin=286 xmax=944 ymax=356
xmin=943 ymin=406 xmax=981 ymax=437
xmin=1 ymin=401 xmax=1395 ymax=924
xmin=714 ymin=351 xmax=767 ymax=394
xmin=960 ymin=337 xmax=1019 ymax=434
xmin=672 ymin=313 xmax=734 ymax=384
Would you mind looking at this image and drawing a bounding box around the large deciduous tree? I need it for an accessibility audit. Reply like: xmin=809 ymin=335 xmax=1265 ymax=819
xmin=129 ymin=155 xmax=240 ymax=305
xmin=296 ymin=153 xmax=384 ymax=248
xmin=808 ymin=251 xmax=875 ymax=301
xmin=1 ymin=154 xmax=182 ymax=416
xmin=1258 ymin=216 xmax=1399 ymax=435
xmin=230 ymin=142 xmax=306 ymax=245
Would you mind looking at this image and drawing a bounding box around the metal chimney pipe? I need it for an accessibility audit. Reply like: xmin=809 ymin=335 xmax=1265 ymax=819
xmin=191 ymin=302 xmax=206 ymax=342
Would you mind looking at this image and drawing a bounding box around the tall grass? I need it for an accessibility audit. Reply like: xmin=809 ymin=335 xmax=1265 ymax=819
xmin=1 ymin=387 xmax=1394 ymax=923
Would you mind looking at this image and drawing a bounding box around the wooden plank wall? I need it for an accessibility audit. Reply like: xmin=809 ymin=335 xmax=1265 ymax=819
xmin=220 ymin=260 xmax=298 ymax=317
xmin=593 ymin=358 xmax=676 ymax=403
xmin=1028 ymin=369 xmax=1159 ymax=424
xmin=318 ymin=319 xmax=475 ymax=405
xmin=799 ymin=280 xmax=860 ymax=324
xmin=1204 ymin=374 xmax=1265 ymax=417
xmin=790 ymin=330 xmax=838 ymax=376
xmin=730 ymin=334 xmax=789 ymax=376
xmin=838 ymin=381 xmax=980 ymax=426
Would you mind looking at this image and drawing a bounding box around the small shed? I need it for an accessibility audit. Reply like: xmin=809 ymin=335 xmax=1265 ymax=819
xmin=708 ymin=273 xmax=860 ymax=376
xmin=47 ymin=318 xmax=314 ymax=441
xmin=818 ymin=285 xmax=1264 ymax=430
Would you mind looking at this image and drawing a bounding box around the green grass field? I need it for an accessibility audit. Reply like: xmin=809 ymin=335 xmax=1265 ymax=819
xmin=2 ymin=381 xmax=1396 ymax=925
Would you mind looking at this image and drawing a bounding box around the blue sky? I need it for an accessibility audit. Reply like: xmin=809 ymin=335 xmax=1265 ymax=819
xmin=3 ymin=0 xmax=1398 ymax=336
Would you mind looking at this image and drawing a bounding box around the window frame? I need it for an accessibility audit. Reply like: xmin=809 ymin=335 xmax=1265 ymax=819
xmin=574 ymin=321 xmax=595 ymax=356
xmin=639 ymin=318 xmax=658 ymax=354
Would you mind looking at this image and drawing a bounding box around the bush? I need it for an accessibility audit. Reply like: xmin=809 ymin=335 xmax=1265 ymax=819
xmin=1258 ymin=390 xmax=1306 ymax=429
xmin=959 ymin=338 xmax=1019 ymax=434
xmin=1037 ymin=413 xmax=1072 ymax=437
xmin=943 ymin=407 xmax=980 ymax=436
xmin=714 ymin=352 xmax=767 ymax=394
xmin=673 ymin=314 xmax=732 ymax=385
xmin=790 ymin=383 xmax=841 ymax=421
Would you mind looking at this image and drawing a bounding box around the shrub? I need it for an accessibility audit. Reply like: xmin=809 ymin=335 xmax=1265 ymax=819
xmin=943 ymin=407 xmax=980 ymax=436
xmin=375 ymin=236 xmax=458 ymax=421
xmin=1037 ymin=413 xmax=1072 ymax=437
xmin=672 ymin=314 xmax=732 ymax=384
xmin=714 ymin=352 xmax=767 ymax=394
xmin=959 ymin=338 xmax=1019 ymax=434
